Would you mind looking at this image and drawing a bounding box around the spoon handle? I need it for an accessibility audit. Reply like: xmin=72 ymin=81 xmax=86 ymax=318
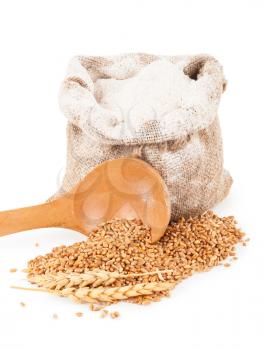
xmin=0 ymin=199 xmax=76 ymax=237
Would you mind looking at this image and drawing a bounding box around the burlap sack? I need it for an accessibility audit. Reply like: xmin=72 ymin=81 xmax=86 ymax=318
xmin=54 ymin=53 xmax=232 ymax=220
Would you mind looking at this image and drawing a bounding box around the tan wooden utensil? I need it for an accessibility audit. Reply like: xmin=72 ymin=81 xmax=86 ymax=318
xmin=0 ymin=157 xmax=171 ymax=242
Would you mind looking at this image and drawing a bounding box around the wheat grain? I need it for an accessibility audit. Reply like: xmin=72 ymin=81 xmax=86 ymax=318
xmin=28 ymin=212 xmax=246 ymax=279
xmin=24 ymin=211 xmax=247 ymax=305
xmin=89 ymin=304 xmax=105 ymax=311
xmin=110 ymin=311 xmax=120 ymax=319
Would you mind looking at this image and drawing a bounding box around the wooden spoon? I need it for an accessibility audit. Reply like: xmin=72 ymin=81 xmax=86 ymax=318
xmin=0 ymin=157 xmax=171 ymax=242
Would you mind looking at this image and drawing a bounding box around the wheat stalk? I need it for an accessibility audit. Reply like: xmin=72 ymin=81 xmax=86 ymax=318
xmin=27 ymin=269 xmax=173 ymax=290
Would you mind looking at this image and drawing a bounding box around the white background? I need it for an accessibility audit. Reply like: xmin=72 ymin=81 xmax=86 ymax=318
xmin=0 ymin=1 xmax=262 ymax=349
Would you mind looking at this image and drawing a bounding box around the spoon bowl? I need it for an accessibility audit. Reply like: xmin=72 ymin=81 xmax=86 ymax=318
xmin=0 ymin=158 xmax=171 ymax=242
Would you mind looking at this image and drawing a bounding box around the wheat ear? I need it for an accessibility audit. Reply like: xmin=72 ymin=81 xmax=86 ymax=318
xmin=63 ymin=282 xmax=176 ymax=303
xmin=28 ymin=269 xmax=173 ymax=290
xmin=12 ymin=281 xmax=175 ymax=303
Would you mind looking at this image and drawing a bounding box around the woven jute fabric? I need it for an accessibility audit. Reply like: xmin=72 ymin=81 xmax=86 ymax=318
xmin=53 ymin=53 xmax=232 ymax=220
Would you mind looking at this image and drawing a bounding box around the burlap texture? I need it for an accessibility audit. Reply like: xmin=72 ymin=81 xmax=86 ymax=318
xmin=53 ymin=53 xmax=232 ymax=220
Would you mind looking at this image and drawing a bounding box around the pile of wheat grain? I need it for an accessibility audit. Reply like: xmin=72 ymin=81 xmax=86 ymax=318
xmin=26 ymin=211 xmax=247 ymax=304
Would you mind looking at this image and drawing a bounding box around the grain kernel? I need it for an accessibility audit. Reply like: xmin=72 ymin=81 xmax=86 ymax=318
xmin=110 ymin=311 xmax=120 ymax=319
xmin=27 ymin=212 xmax=247 ymax=305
